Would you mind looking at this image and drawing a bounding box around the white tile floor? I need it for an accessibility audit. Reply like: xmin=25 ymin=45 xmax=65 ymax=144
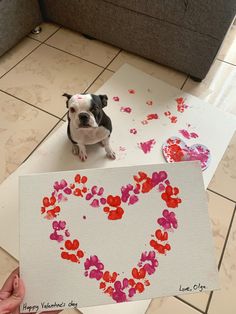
xmin=0 ymin=22 xmax=235 ymax=314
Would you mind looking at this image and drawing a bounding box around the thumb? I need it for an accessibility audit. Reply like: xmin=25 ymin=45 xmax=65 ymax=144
xmin=0 ymin=275 xmax=25 ymax=314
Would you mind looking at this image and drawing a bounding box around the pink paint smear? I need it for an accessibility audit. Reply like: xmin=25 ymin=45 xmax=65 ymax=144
xmin=146 ymin=100 xmax=153 ymax=106
xmin=128 ymin=89 xmax=135 ymax=94
xmin=120 ymin=107 xmax=132 ymax=113
xmin=138 ymin=139 xmax=156 ymax=154
xmin=179 ymin=129 xmax=199 ymax=139
xmin=147 ymin=113 xmax=158 ymax=120
xmin=130 ymin=128 xmax=137 ymax=134
xmin=176 ymin=97 xmax=189 ymax=112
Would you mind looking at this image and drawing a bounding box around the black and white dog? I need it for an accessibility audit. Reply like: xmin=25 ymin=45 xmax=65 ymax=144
xmin=63 ymin=93 xmax=116 ymax=161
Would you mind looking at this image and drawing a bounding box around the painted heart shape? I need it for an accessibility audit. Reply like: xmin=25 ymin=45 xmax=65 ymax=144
xmin=162 ymin=137 xmax=211 ymax=170
xmin=41 ymin=170 xmax=182 ymax=303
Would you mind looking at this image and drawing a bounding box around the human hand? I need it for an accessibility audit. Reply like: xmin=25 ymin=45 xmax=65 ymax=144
xmin=0 ymin=268 xmax=61 ymax=314
xmin=0 ymin=268 xmax=24 ymax=314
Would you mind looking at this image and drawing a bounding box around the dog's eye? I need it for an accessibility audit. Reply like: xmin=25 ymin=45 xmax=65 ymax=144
xmin=69 ymin=107 xmax=75 ymax=113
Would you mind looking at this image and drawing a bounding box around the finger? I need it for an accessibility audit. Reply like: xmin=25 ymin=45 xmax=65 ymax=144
xmin=0 ymin=275 xmax=25 ymax=314
xmin=0 ymin=291 xmax=11 ymax=300
xmin=1 ymin=268 xmax=19 ymax=294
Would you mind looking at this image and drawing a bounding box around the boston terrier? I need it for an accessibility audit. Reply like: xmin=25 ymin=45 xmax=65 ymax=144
xmin=63 ymin=93 xmax=116 ymax=161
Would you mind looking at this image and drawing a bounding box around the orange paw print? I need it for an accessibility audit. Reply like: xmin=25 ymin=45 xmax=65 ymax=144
xmin=73 ymin=174 xmax=88 ymax=197
xmin=61 ymin=239 xmax=84 ymax=263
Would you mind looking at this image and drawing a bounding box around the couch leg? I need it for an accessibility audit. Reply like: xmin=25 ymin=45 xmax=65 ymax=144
xmin=82 ymin=33 xmax=95 ymax=40
xmin=31 ymin=26 xmax=42 ymax=35
xmin=190 ymin=75 xmax=202 ymax=82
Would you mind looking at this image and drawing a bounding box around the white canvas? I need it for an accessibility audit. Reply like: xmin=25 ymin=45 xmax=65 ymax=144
xmin=19 ymin=162 xmax=219 ymax=312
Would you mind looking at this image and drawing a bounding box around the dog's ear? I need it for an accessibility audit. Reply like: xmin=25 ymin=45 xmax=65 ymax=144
xmin=62 ymin=93 xmax=72 ymax=100
xmin=62 ymin=93 xmax=72 ymax=108
xmin=99 ymin=94 xmax=108 ymax=108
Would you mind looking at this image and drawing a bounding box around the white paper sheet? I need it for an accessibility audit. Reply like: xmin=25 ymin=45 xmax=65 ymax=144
xmin=19 ymin=162 xmax=219 ymax=312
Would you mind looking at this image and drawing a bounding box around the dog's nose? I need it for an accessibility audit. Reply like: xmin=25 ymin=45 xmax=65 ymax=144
xmin=79 ymin=112 xmax=89 ymax=122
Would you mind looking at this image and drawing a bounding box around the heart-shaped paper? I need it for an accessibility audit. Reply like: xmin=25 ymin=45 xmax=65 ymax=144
xmin=41 ymin=170 xmax=182 ymax=303
xmin=162 ymin=137 xmax=211 ymax=170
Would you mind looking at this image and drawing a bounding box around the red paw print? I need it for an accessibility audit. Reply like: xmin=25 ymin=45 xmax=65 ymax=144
xmin=61 ymin=239 xmax=84 ymax=263
xmin=103 ymin=195 xmax=124 ymax=220
xmin=73 ymin=174 xmax=88 ymax=197
xmin=161 ymin=185 xmax=181 ymax=208
xmin=150 ymin=229 xmax=171 ymax=254
xmin=41 ymin=195 xmax=61 ymax=219
xmin=103 ymin=271 xmax=118 ymax=283
xmin=132 ymin=267 xmax=146 ymax=280
xmin=133 ymin=172 xmax=153 ymax=193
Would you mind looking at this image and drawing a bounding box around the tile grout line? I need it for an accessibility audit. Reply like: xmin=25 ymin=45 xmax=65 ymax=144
xmin=180 ymin=74 xmax=189 ymax=90
xmin=207 ymin=188 xmax=235 ymax=204
xmin=205 ymin=203 xmax=236 ymax=313
xmin=0 ymin=26 xmax=62 ymax=81
xmin=205 ymin=292 xmax=213 ymax=314
xmin=216 ymin=58 xmax=236 ymax=67
xmin=26 ymin=36 xmax=42 ymax=43
xmin=217 ymin=202 xmax=236 ymax=270
xmin=82 ymin=49 xmax=122 ymax=94
xmin=59 ymin=49 xmax=122 ymax=120
xmin=0 ymin=43 xmax=42 ymax=81
xmin=21 ymin=117 xmax=65 ymax=165
xmin=44 ymin=42 xmax=108 ymax=70
xmin=102 ymin=48 xmax=123 ymax=70
xmin=0 ymin=89 xmax=62 ymax=120
xmin=0 ymin=27 xmax=65 ymax=119
xmin=174 ymin=296 xmax=205 ymax=313
xmin=34 ymin=25 xmax=62 ymax=44
xmin=1 ymin=26 xmax=117 ymax=122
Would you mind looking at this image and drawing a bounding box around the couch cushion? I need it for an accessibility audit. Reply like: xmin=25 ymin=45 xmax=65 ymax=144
xmin=104 ymin=0 xmax=236 ymax=40
xmin=0 ymin=0 xmax=42 ymax=56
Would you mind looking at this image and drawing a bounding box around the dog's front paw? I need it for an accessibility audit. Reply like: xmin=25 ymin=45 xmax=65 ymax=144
xmin=107 ymin=150 xmax=116 ymax=160
xmin=72 ymin=144 xmax=80 ymax=155
xmin=79 ymin=150 xmax=88 ymax=162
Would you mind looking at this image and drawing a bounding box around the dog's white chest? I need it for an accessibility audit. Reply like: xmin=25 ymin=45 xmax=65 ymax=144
xmin=70 ymin=125 xmax=110 ymax=145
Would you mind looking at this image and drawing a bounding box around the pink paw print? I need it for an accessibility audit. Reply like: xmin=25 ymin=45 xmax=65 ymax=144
xmin=157 ymin=209 xmax=178 ymax=230
xmin=128 ymin=89 xmax=135 ymax=94
xmin=53 ymin=179 xmax=72 ymax=203
xmin=85 ymin=186 xmax=106 ymax=207
xmin=121 ymin=184 xmax=139 ymax=205
xmin=130 ymin=128 xmax=137 ymax=135
xmin=50 ymin=220 xmax=70 ymax=242
xmin=113 ymin=96 xmax=120 ymax=101
xmin=84 ymin=255 xmax=104 ymax=280
xmin=120 ymin=107 xmax=132 ymax=113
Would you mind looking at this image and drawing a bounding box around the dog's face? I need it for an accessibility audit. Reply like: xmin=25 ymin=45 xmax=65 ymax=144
xmin=63 ymin=93 xmax=108 ymax=129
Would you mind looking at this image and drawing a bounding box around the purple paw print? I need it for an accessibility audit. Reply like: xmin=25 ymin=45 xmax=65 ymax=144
xmin=85 ymin=186 xmax=106 ymax=207
xmin=157 ymin=209 xmax=178 ymax=230
xmin=121 ymin=184 xmax=139 ymax=205
xmin=50 ymin=220 xmax=70 ymax=242
xmin=84 ymin=255 xmax=104 ymax=280
xmin=53 ymin=179 xmax=72 ymax=203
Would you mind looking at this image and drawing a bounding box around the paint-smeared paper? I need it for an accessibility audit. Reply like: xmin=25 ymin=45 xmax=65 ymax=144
xmin=20 ymin=162 xmax=219 ymax=312
xmin=162 ymin=137 xmax=211 ymax=170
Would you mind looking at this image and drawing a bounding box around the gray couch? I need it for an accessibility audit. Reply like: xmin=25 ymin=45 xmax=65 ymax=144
xmin=1 ymin=0 xmax=235 ymax=80
xmin=0 ymin=0 xmax=42 ymax=56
